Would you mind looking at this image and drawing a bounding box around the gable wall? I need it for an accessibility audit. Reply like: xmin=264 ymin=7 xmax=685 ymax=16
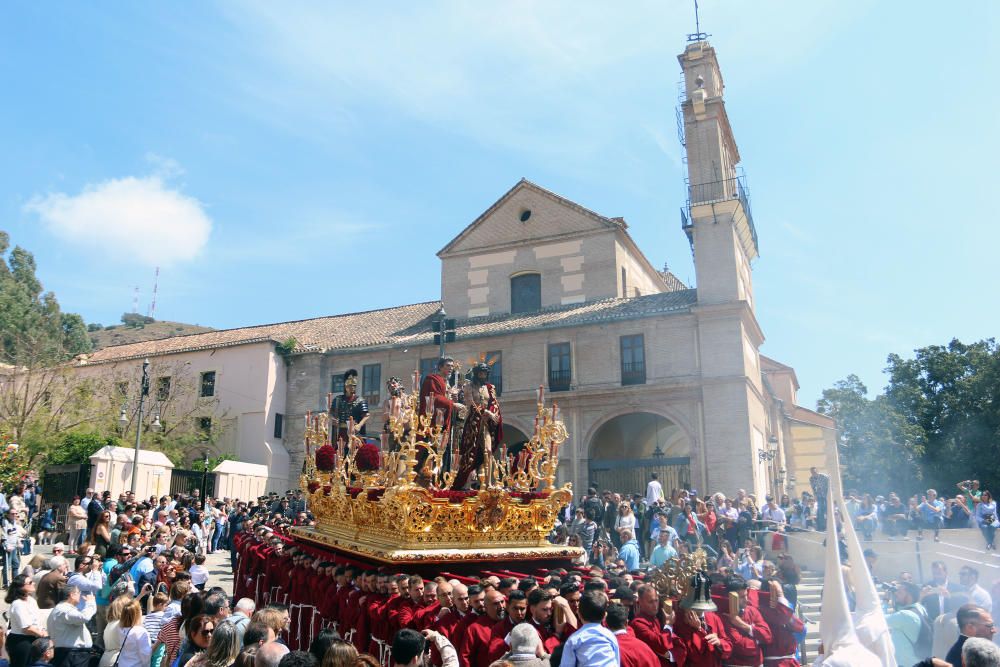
xmin=442 ymin=230 xmax=621 ymax=318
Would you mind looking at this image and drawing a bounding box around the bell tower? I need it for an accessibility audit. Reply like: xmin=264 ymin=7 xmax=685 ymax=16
xmin=678 ymin=38 xmax=770 ymax=499
xmin=678 ymin=40 xmax=758 ymax=309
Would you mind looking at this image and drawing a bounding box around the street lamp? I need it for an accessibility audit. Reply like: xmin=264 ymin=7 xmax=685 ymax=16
xmin=130 ymin=358 xmax=151 ymax=496
xmin=757 ymin=435 xmax=778 ymax=463
xmin=201 ymin=450 xmax=210 ymax=500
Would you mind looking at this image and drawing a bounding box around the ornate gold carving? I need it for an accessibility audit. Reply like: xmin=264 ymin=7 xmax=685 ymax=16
xmin=299 ymin=390 xmax=581 ymax=557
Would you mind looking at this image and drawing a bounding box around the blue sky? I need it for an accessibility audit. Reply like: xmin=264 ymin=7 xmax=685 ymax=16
xmin=1 ymin=2 xmax=997 ymax=407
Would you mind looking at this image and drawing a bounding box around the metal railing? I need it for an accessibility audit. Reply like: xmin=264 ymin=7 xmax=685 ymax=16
xmin=621 ymin=362 xmax=646 ymax=386
xmin=548 ymin=370 xmax=572 ymax=392
xmin=684 ymin=174 xmax=759 ymax=254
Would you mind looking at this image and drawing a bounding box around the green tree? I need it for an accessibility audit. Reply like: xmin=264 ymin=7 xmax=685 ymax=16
xmin=45 ymin=432 xmax=122 ymax=466
xmin=884 ymin=338 xmax=1000 ymax=491
xmin=817 ymin=374 xmax=925 ymax=495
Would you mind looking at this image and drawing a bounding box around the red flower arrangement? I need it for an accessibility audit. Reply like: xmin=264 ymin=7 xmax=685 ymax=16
xmin=347 ymin=487 xmax=363 ymax=498
xmin=433 ymin=490 xmax=478 ymax=503
xmin=315 ymin=444 xmax=337 ymax=472
xmin=306 ymin=481 xmax=320 ymax=493
xmin=510 ymin=491 xmax=550 ymax=503
xmin=366 ymin=489 xmax=386 ymax=502
xmin=354 ymin=443 xmax=381 ymax=472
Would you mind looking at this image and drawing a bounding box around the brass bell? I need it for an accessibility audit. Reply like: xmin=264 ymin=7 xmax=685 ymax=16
xmin=681 ymin=571 xmax=718 ymax=613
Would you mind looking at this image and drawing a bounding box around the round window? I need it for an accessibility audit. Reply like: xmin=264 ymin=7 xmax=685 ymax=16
xmin=519 ymin=209 xmax=532 ymax=222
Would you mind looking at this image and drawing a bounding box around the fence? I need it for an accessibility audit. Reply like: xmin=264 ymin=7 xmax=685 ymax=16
xmin=169 ymin=468 xmax=217 ymax=498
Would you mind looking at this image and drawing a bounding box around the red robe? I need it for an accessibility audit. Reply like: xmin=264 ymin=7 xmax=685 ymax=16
xmin=617 ymin=630 xmax=662 ymax=667
xmin=720 ymin=604 xmax=772 ymax=667
xmin=529 ymin=617 xmax=561 ymax=654
xmin=451 ymin=611 xmax=480 ymax=653
xmin=485 ymin=618 xmax=515 ymax=665
xmin=415 ymin=601 xmax=442 ymax=631
xmin=759 ymin=600 xmax=803 ymax=667
xmin=630 ymin=613 xmax=687 ymax=667
xmin=674 ymin=611 xmax=732 ymax=667
xmin=432 ymin=608 xmax=465 ymax=640
xmin=458 ymin=615 xmax=501 ymax=667
xmin=419 ymin=373 xmax=457 ymax=443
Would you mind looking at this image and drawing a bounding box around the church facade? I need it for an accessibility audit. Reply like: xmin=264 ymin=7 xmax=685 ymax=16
xmin=72 ymin=39 xmax=833 ymax=500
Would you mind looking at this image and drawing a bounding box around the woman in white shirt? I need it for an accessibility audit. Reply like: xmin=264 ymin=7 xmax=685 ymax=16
xmin=99 ymin=594 xmax=133 ymax=667
xmin=116 ymin=599 xmax=151 ymax=667
xmin=614 ymin=503 xmax=637 ymax=546
xmin=5 ymin=575 xmax=47 ymax=667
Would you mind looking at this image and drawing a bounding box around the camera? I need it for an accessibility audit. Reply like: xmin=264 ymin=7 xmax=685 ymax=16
xmin=880 ymin=581 xmax=898 ymax=593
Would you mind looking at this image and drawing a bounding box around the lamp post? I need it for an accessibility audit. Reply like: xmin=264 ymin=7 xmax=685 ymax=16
xmin=201 ymin=450 xmax=210 ymax=500
xmin=130 ymin=359 xmax=151 ymax=496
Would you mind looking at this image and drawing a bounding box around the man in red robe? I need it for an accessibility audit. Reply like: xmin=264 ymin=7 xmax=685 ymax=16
xmin=432 ymin=581 xmax=468 ymax=641
xmin=631 ymin=584 xmax=686 ymax=667
xmin=610 ymin=603 xmax=661 ymax=667
xmin=674 ymin=606 xmax=732 ymax=667
xmin=757 ymin=580 xmax=804 ymax=667
xmin=418 ymin=357 xmax=464 ymax=482
xmin=719 ymin=574 xmax=772 ymax=667
xmin=485 ymin=589 xmax=528 ymax=664
xmin=527 ymin=589 xmax=562 ymax=654
xmin=458 ymin=589 xmax=507 ymax=667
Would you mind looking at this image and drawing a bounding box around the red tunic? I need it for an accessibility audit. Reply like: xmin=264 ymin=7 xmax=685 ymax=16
xmin=617 ymin=630 xmax=662 ymax=667
xmin=674 ymin=611 xmax=732 ymax=667
xmin=720 ymin=604 xmax=772 ymax=667
xmin=458 ymin=615 xmax=500 ymax=667
xmin=485 ymin=618 xmax=514 ymax=665
xmin=451 ymin=611 xmax=480 ymax=653
xmin=630 ymin=613 xmax=686 ymax=667
xmin=529 ymin=618 xmax=561 ymax=654
xmin=432 ymin=608 xmax=465 ymax=640
xmin=419 ymin=373 xmax=456 ymax=433
xmin=758 ymin=600 xmax=803 ymax=667
xmin=415 ymin=601 xmax=442 ymax=631
xmin=342 ymin=588 xmax=364 ymax=634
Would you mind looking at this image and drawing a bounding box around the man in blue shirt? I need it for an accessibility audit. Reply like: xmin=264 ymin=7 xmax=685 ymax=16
xmin=918 ymin=489 xmax=946 ymax=542
xmin=618 ymin=529 xmax=641 ymax=572
xmin=649 ymin=530 xmax=679 ymax=568
xmin=560 ymin=590 xmax=619 ymax=667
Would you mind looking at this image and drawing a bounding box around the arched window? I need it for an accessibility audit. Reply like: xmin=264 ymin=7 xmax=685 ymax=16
xmin=510 ymin=273 xmax=541 ymax=313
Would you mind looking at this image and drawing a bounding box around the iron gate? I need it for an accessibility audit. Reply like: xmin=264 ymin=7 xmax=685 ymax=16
xmin=588 ymin=456 xmax=690 ymax=497
xmin=169 ymin=469 xmax=217 ymax=498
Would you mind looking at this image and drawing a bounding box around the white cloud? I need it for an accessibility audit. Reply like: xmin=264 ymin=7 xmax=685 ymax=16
xmin=25 ymin=172 xmax=212 ymax=266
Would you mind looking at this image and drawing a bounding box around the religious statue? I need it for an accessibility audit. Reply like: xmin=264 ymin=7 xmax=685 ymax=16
xmin=329 ymin=369 xmax=369 ymax=450
xmin=380 ymin=376 xmax=409 ymax=450
xmin=417 ymin=357 xmax=464 ymax=484
xmin=452 ymin=361 xmax=503 ymax=490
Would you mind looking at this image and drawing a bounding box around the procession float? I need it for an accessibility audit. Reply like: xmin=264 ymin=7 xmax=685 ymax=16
xmin=289 ymin=364 xmax=584 ymax=574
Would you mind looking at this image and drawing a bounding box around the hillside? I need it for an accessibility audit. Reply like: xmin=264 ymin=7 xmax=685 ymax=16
xmin=89 ymin=320 xmax=215 ymax=350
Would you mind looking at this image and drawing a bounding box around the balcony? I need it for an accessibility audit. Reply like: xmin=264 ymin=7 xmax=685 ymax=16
xmin=548 ymin=370 xmax=572 ymax=392
xmin=621 ymin=362 xmax=646 ymax=386
xmin=682 ymin=174 xmax=759 ymax=257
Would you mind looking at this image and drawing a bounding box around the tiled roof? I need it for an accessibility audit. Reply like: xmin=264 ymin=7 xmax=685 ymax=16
xmin=81 ymin=290 xmax=698 ymax=363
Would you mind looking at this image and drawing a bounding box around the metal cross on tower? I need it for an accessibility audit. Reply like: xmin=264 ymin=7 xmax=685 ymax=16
xmin=686 ymin=0 xmax=711 ymax=42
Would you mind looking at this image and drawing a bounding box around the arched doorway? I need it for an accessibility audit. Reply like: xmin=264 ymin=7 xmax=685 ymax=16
xmin=500 ymin=424 xmax=530 ymax=458
xmin=588 ymin=412 xmax=691 ymax=497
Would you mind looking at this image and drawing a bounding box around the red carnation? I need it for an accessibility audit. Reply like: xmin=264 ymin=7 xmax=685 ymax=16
xmin=354 ymin=443 xmax=381 ymax=472
xmin=315 ymin=444 xmax=337 ymax=472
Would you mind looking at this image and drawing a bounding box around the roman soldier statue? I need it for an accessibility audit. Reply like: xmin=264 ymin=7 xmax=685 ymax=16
xmin=452 ymin=362 xmax=502 ymax=490
xmin=381 ymin=376 xmax=410 ymax=449
xmin=329 ymin=369 xmax=369 ymax=450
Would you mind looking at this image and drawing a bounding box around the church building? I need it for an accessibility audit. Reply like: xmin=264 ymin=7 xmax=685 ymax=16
xmin=75 ymin=39 xmax=834 ymax=500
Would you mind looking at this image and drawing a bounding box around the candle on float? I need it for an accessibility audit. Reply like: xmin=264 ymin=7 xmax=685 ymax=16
xmin=348 ymin=416 xmax=355 ymax=435
xmin=537 ymin=385 xmax=544 ymax=404
xmin=426 ymin=393 xmax=435 ymax=416
xmin=412 ymin=370 xmax=420 ymax=394
xmin=552 ymin=402 xmax=558 ymax=421
xmin=435 ymin=408 xmax=444 ymax=427
xmin=380 ymin=432 xmax=388 ymax=450
xmin=534 ymin=415 xmax=540 ymax=435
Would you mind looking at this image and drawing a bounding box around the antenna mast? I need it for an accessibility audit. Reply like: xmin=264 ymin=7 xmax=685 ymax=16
xmin=132 ymin=286 xmax=139 ymax=314
xmin=687 ymin=0 xmax=711 ymax=42
xmin=148 ymin=267 xmax=159 ymax=320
